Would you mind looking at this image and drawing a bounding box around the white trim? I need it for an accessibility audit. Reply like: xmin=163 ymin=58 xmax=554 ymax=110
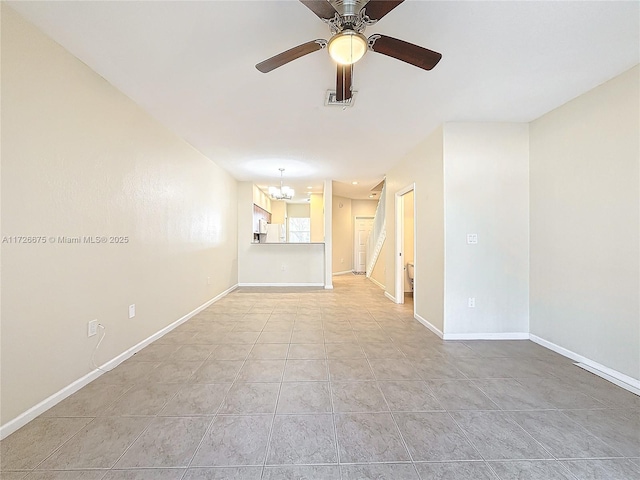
xmin=414 ymin=313 xmax=444 ymax=339
xmin=368 ymin=276 xmax=385 ymax=290
xmin=384 ymin=291 xmax=396 ymax=303
xmin=394 ymin=189 xmax=404 ymax=304
xmin=443 ymin=332 xmax=530 ymax=340
xmin=332 ymin=270 xmax=353 ymax=276
xmin=0 ymin=284 xmax=238 ymax=440
xmin=575 ymin=363 xmax=640 ymax=396
xmin=394 ymin=183 xmax=415 ymax=306
xmin=238 ymin=282 xmax=324 ymax=287
xmin=0 ymin=370 xmax=103 ymax=441
xmin=323 ymin=180 xmax=333 ymax=290
xmin=529 ymin=334 xmax=640 ymax=393
xmin=411 ymin=188 xmax=417 ymax=320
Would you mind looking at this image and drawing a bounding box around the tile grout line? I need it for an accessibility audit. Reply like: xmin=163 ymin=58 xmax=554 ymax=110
xmin=361 ymin=348 xmax=418 ymax=469
xmin=555 ymin=408 xmax=630 ymax=458
xmin=372 ymin=372 xmax=424 ymax=479
xmin=443 ymin=409 xmax=500 ymax=477
xmin=260 ymin=304 xmax=300 ymax=479
xmin=185 ymin=300 xmax=269 ymax=473
xmin=7 ymin=277 xmax=636 ymax=478
xmin=325 ymin=318 xmax=343 ymax=475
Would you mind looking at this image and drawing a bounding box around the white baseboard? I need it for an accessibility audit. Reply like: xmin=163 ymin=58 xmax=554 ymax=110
xmin=575 ymin=363 xmax=640 ymax=396
xmin=332 ymin=270 xmax=353 ymax=276
xmin=529 ymin=334 xmax=640 ymax=394
xmin=324 ymin=285 xmax=334 ymax=290
xmin=0 ymin=369 xmax=104 ymax=442
xmin=384 ymin=291 xmax=396 ymax=303
xmin=414 ymin=313 xmax=444 ymax=339
xmin=443 ymin=332 xmax=530 ymax=340
xmin=0 ymin=284 xmax=238 ymax=440
xmin=238 ymin=282 xmax=324 ymax=287
xmin=368 ymin=276 xmax=385 ymax=290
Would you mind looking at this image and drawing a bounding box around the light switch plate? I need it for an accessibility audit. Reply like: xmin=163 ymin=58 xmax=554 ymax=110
xmin=128 ymin=304 xmax=135 ymax=319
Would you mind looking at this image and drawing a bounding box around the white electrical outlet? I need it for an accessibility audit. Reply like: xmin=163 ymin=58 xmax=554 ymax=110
xmin=128 ymin=304 xmax=136 ymax=318
xmin=207 ymin=276 xmax=211 ymax=285
xmin=281 ymin=264 xmax=286 ymax=271
xmin=467 ymin=234 xmax=478 ymax=244
xmin=88 ymin=319 xmax=98 ymax=337
xmin=468 ymin=297 xmax=476 ymax=308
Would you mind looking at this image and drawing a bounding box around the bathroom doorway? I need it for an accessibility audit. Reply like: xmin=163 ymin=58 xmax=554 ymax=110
xmin=394 ymin=184 xmax=416 ymax=313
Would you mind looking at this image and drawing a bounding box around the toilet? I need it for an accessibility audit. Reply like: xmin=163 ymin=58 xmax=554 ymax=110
xmin=406 ymin=262 xmax=414 ymax=291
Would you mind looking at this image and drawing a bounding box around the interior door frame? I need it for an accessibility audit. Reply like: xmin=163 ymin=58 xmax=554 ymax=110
xmin=353 ymin=216 xmax=374 ymax=273
xmin=395 ymin=183 xmax=416 ymax=308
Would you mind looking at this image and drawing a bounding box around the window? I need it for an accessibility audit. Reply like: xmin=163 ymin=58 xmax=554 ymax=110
xmin=288 ymin=217 xmax=310 ymax=243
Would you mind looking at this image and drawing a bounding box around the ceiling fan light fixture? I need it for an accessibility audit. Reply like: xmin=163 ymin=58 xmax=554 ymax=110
xmin=328 ymin=30 xmax=367 ymax=65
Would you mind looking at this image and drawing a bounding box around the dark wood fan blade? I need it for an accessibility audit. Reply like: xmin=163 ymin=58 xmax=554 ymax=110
xmin=368 ymin=34 xmax=442 ymax=70
xmin=336 ymin=63 xmax=353 ymax=102
xmin=299 ymin=0 xmax=338 ymax=19
xmin=256 ymin=40 xmax=326 ymax=73
xmin=363 ymin=1 xmax=405 ymax=21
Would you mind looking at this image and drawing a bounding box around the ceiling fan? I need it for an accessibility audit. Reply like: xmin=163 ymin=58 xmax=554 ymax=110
xmin=255 ymin=0 xmax=442 ymax=102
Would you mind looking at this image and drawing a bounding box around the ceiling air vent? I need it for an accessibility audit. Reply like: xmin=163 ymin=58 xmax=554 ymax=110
xmin=325 ymin=90 xmax=357 ymax=108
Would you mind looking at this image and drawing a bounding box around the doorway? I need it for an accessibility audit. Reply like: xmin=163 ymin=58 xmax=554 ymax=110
xmin=395 ymin=184 xmax=416 ymax=309
xmin=353 ymin=216 xmax=374 ymax=273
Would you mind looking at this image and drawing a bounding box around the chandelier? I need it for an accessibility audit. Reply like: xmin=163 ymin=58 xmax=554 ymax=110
xmin=269 ymin=168 xmax=294 ymax=200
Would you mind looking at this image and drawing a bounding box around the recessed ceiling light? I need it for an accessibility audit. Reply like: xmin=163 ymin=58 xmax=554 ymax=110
xmin=307 ymin=186 xmax=313 ymax=189
xmin=369 ymin=195 xmax=375 ymax=198
xmin=352 ymin=181 xmax=358 ymax=185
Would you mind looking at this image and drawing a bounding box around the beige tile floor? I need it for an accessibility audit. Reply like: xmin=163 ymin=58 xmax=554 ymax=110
xmin=2 ymin=275 xmax=639 ymax=479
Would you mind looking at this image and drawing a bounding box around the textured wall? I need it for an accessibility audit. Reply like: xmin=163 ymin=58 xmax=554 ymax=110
xmin=1 ymin=6 xmax=238 ymax=425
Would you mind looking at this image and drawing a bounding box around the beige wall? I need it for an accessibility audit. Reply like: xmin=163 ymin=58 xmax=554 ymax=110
xmin=386 ymin=123 xmax=529 ymax=336
xmin=352 ymin=199 xmax=378 ymax=218
xmin=530 ymin=65 xmax=640 ymax=380
xmin=310 ymin=193 xmax=324 ymax=242
xmin=287 ymin=203 xmax=310 ymax=218
xmin=270 ymin=200 xmax=286 ymax=224
xmin=386 ymin=127 xmax=445 ymax=332
xmin=332 ymin=195 xmax=353 ymax=273
xmin=443 ymin=123 xmax=530 ymax=336
xmin=1 ymin=6 xmax=238 ymax=426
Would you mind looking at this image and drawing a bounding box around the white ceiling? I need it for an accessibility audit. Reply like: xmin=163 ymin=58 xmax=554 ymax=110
xmin=9 ymin=1 xmax=639 ymax=200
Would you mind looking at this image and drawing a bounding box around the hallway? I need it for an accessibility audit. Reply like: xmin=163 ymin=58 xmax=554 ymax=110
xmin=2 ymin=275 xmax=639 ymax=479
